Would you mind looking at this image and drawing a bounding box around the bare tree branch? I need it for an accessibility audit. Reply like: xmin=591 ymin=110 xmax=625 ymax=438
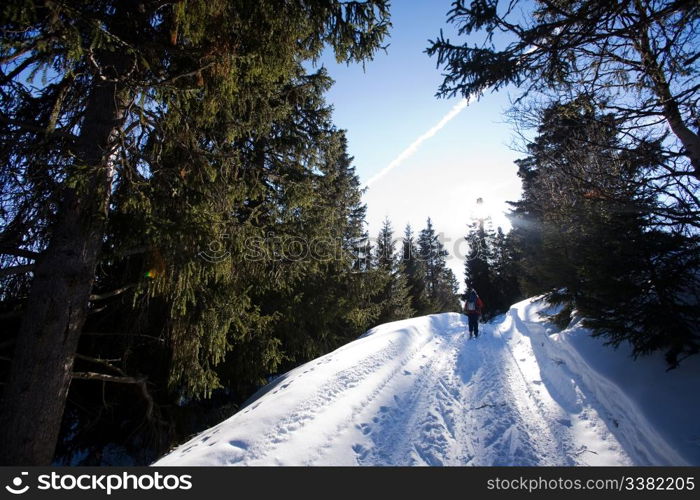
xmin=71 ymin=371 xmax=144 ymax=384
xmin=80 ymin=332 xmax=164 ymax=343
xmin=89 ymin=283 xmax=136 ymax=302
xmin=71 ymin=371 xmax=157 ymax=420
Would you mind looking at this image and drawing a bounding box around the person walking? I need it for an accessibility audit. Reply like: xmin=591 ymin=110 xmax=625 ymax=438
xmin=464 ymin=288 xmax=484 ymax=339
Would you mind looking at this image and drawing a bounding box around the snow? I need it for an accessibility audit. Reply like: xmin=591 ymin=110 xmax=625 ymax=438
xmin=154 ymin=297 xmax=699 ymax=466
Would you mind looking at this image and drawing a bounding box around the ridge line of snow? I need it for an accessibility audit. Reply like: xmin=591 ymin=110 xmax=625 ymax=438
xmin=507 ymin=301 xmax=689 ymax=466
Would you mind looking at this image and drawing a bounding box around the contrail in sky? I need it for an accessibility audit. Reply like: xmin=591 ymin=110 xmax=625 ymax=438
xmin=365 ymin=96 xmax=472 ymax=188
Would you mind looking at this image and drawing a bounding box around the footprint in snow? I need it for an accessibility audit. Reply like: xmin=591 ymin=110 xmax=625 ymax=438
xmin=352 ymin=444 xmax=370 ymax=461
xmin=225 ymin=442 xmax=248 ymax=464
xmin=229 ymin=440 xmax=248 ymax=450
xmin=357 ymin=423 xmax=372 ymax=435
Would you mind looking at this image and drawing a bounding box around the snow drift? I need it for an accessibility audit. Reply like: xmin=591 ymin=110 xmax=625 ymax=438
xmin=154 ymin=297 xmax=699 ymax=466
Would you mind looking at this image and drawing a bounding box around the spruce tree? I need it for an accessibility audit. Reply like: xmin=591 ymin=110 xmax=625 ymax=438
xmin=418 ymin=218 xmax=461 ymax=313
xmin=464 ymin=215 xmax=497 ymax=320
xmin=401 ymin=225 xmax=431 ymax=315
xmin=374 ymin=218 xmax=413 ymax=324
xmin=490 ymin=227 xmax=523 ymax=313
xmin=418 ymin=218 xmax=445 ymax=300
xmin=509 ymin=98 xmax=700 ymax=366
xmin=376 ymin=218 xmax=396 ymax=272
xmin=0 ymin=0 xmax=391 ymax=465
xmin=433 ymin=267 xmax=462 ymax=313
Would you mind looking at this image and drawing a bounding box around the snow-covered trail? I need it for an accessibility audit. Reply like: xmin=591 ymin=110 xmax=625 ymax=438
xmin=154 ymin=299 xmax=692 ymax=466
xmin=349 ymin=314 xmax=573 ymax=466
xmin=349 ymin=309 xmax=631 ymax=466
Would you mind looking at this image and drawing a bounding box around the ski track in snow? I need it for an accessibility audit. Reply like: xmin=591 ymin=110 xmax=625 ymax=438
xmin=155 ymin=301 xmax=690 ymax=466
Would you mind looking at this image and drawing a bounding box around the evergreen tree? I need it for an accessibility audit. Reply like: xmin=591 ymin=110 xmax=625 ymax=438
xmin=373 ymin=218 xmax=414 ymax=324
xmin=401 ymin=225 xmax=431 ymax=315
xmin=242 ymin=130 xmax=386 ymax=380
xmin=417 ymin=218 xmax=446 ymax=299
xmin=509 ymin=98 xmax=700 ymax=367
xmin=418 ymin=218 xmax=461 ymax=313
xmin=375 ymin=218 xmax=396 ymax=272
xmin=392 ymin=262 xmax=416 ymax=319
xmin=490 ymin=227 xmax=523 ymax=313
xmin=434 ymin=267 xmax=462 ymax=313
xmin=461 ymin=199 xmax=522 ymax=319
xmin=0 ymin=0 xmax=391 ymax=465
xmin=464 ymin=212 xmax=498 ymax=320
xmin=58 ymin=93 xmax=390 ymax=462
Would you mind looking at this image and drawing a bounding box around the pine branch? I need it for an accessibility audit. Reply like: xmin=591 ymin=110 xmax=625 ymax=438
xmin=0 ymin=264 xmax=34 ymax=278
xmin=0 ymin=248 xmax=40 ymax=260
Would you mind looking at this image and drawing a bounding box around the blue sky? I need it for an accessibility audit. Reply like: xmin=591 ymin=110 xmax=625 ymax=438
xmin=314 ymin=1 xmax=524 ymax=286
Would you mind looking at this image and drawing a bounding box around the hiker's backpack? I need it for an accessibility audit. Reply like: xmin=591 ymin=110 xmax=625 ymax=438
xmin=465 ymin=291 xmax=477 ymax=312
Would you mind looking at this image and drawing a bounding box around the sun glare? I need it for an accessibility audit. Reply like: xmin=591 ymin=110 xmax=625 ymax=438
xmin=470 ymin=197 xmax=490 ymax=221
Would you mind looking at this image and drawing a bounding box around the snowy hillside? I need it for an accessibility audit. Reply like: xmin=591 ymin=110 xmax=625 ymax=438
xmin=154 ymin=297 xmax=700 ymax=466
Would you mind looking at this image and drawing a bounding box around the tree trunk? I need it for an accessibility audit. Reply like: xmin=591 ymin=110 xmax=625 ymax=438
xmin=633 ymin=1 xmax=700 ymax=179
xmin=0 ymin=73 xmax=130 ymax=465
